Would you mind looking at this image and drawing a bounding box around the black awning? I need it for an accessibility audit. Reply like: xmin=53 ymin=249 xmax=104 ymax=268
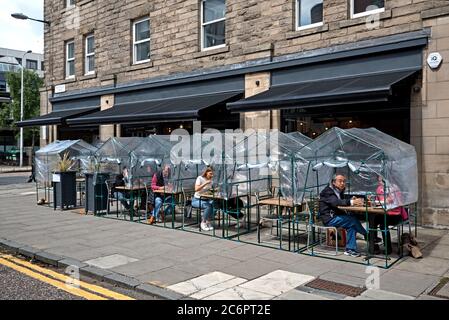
xmin=16 ymin=107 xmax=99 ymax=127
xmin=66 ymin=91 xmax=242 ymax=125
xmin=227 ymin=69 xmax=418 ymax=112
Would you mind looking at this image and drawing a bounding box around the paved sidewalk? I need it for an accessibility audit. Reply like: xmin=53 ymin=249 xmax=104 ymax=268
xmin=0 ymin=190 xmax=448 ymax=300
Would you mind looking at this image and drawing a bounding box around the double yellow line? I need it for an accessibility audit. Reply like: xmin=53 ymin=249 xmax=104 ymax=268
xmin=0 ymin=254 xmax=135 ymax=300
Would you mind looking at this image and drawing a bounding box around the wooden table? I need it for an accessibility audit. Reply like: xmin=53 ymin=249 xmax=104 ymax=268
xmin=337 ymin=206 xmax=386 ymax=215
xmin=258 ymin=197 xmax=300 ymax=208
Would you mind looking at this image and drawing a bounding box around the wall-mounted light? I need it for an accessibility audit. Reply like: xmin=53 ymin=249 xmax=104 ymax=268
xmin=299 ymin=122 xmax=303 ymax=126
xmin=349 ymin=120 xmax=353 ymax=124
xmin=255 ymin=80 xmax=260 ymax=87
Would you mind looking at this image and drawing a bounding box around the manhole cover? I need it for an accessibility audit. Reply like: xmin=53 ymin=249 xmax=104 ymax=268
xmin=305 ymin=278 xmax=366 ymax=297
xmin=428 ymin=278 xmax=449 ymax=299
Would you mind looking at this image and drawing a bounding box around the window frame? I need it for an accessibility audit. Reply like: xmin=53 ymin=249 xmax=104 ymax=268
xmin=26 ymin=59 xmax=38 ymax=70
xmin=350 ymin=0 xmax=385 ymax=19
xmin=66 ymin=0 xmax=75 ymax=8
xmin=200 ymin=0 xmax=226 ymax=51
xmin=84 ymin=34 xmax=95 ymax=75
xmin=65 ymin=40 xmax=75 ymax=79
xmin=132 ymin=17 xmax=151 ymax=65
xmin=296 ymin=0 xmax=324 ymax=31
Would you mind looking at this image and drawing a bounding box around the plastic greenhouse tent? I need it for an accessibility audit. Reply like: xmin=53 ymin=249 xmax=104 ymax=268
xmin=130 ymin=135 xmax=175 ymax=186
xmin=93 ymin=137 xmax=145 ymax=183
xmin=299 ymin=127 xmax=418 ymax=210
xmin=35 ymin=140 xmax=97 ymax=184
xmin=287 ymin=131 xmax=313 ymax=146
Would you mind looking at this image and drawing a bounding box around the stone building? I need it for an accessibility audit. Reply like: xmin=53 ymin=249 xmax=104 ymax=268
xmin=19 ymin=0 xmax=449 ymax=227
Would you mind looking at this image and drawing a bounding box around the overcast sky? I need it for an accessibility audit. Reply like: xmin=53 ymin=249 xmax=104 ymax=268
xmin=0 ymin=0 xmax=44 ymax=53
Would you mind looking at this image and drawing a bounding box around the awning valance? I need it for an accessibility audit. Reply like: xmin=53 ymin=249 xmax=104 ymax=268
xmin=16 ymin=107 xmax=99 ymax=127
xmin=67 ymin=91 xmax=242 ymax=125
xmin=226 ymin=69 xmax=418 ymax=112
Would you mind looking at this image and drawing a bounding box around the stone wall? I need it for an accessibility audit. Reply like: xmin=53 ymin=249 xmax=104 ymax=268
xmin=419 ymin=6 xmax=449 ymax=228
xmin=43 ymin=0 xmax=448 ymax=91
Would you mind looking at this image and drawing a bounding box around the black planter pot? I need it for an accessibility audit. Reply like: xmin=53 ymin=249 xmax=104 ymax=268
xmin=84 ymin=172 xmax=110 ymax=215
xmin=53 ymin=171 xmax=77 ymax=210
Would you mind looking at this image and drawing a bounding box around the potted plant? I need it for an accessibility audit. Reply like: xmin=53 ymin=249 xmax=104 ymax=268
xmin=84 ymin=159 xmax=110 ymax=215
xmin=53 ymin=152 xmax=77 ymax=210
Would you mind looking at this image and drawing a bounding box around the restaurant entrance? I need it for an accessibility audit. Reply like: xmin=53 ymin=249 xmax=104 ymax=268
xmin=281 ymin=71 xmax=415 ymax=143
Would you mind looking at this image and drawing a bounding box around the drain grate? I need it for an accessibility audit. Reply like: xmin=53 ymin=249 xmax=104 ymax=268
xmin=428 ymin=277 xmax=449 ymax=299
xmin=305 ymin=278 xmax=366 ymax=297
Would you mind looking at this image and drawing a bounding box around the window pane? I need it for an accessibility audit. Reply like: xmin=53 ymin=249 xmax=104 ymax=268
xmin=298 ymin=0 xmax=323 ymax=27
xmin=87 ymin=36 xmax=94 ymax=54
xmin=135 ymin=20 xmax=150 ymax=42
xmin=203 ymin=20 xmax=225 ymax=48
xmin=135 ymin=41 xmax=150 ymax=62
xmin=67 ymin=42 xmax=74 ymax=59
xmin=87 ymin=56 xmax=95 ymax=72
xmin=353 ymin=0 xmax=384 ymax=15
xmin=68 ymin=60 xmax=74 ymax=76
xmin=26 ymin=60 xmax=38 ymax=70
xmin=203 ymin=0 xmax=225 ymax=23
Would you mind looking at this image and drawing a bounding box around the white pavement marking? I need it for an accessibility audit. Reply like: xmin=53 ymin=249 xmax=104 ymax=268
xmin=167 ymin=271 xmax=235 ymax=296
xmin=84 ymin=254 xmax=139 ymax=269
xmin=238 ymin=270 xmax=315 ymax=296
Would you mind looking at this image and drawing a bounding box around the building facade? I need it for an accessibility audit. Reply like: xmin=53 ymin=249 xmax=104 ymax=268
xmin=31 ymin=0 xmax=449 ymax=227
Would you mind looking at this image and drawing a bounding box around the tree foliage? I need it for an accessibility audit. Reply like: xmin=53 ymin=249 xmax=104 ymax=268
xmin=0 ymin=69 xmax=43 ymax=128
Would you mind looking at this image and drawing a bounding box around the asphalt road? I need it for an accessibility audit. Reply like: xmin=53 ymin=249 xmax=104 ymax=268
xmin=0 ymin=263 xmax=84 ymax=300
xmin=0 ymin=172 xmax=32 ymax=186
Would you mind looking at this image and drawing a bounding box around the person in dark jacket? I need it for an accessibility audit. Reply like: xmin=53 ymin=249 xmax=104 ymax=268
xmin=319 ymin=174 xmax=367 ymax=257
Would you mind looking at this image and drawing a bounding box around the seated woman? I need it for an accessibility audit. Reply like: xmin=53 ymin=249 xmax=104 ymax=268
xmin=192 ymin=167 xmax=216 ymax=231
xmin=374 ymin=176 xmax=408 ymax=255
xmin=150 ymin=164 xmax=173 ymax=223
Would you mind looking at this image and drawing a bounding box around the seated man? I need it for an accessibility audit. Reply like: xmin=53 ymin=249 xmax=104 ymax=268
xmin=113 ymin=167 xmax=131 ymax=210
xmin=150 ymin=164 xmax=173 ymax=223
xmin=319 ymin=174 xmax=367 ymax=257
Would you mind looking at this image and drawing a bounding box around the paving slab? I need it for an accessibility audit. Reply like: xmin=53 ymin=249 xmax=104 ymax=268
xmin=393 ymin=256 xmax=449 ymax=276
xmin=84 ymin=254 xmax=139 ymax=269
xmin=137 ymin=267 xmax=197 ymax=287
xmin=361 ymin=289 xmax=414 ymax=300
xmin=203 ymin=286 xmax=274 ymax=300
xmin=416 ymin=295 xmax=447 ymax=300
xmin=111 ymin=257 xmax=177 ymax=276
xmin=380 ymin=269 xmax=440 ymax=297
xmin=239 ymin=270 xmax=315 ymax=296
xmin=215 ymin=257 xmax=288 ymax=280
xmin=167 ymin=271 xmax=236 ymax=296
xmin=423 ymin=243 xmax=449 ymax=260
xmin=190 ymin=277 xmax=248 ymax=300
xmin=274 ymin=289 xmax=332 ymax=300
